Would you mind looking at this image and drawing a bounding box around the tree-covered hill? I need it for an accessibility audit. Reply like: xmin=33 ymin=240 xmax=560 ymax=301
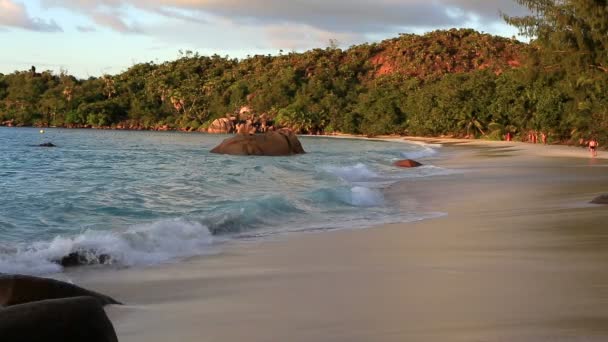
xmin=367 ymin=29 xmax=522 ymax=79
xmin=0 ymin=22 xmax=605 ymax=145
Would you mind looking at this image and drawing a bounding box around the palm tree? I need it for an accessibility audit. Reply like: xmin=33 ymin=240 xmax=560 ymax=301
xmin=457 ymin=109 xmax=486 ymax=137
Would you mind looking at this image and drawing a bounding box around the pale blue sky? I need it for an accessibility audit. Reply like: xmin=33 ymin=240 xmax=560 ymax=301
xmin=0 ymin=0 xmax=524 ymax=78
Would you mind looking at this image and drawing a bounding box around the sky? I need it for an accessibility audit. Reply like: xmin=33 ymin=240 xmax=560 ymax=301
xmin=0 ymin=0 xmax=527 ymax=78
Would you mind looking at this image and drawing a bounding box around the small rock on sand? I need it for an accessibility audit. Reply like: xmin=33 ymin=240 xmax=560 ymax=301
xmin=591 ymin=194 xmax=608 ymax=205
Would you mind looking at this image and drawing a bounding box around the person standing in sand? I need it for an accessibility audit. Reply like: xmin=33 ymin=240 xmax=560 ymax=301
xmin=589 ymin=138 xmax=599 ymax=157
xmin=541 ymin=132 xmax=547 ymax=145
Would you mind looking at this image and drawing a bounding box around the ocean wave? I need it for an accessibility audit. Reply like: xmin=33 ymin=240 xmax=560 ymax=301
xmin=309 ymin=186 xmax=385 ymax=208
xmin=0 ymin=219 xmax=214 ymax=275
xmin=400 ymin=146 xmax=438 ymax=160
xmin=0 ymin=185 xmax=393 ymax=275
xmin=322 ymin=163 xmax=379 ymax=182
xmin=203 ymin=195 xmax=304 ymax=235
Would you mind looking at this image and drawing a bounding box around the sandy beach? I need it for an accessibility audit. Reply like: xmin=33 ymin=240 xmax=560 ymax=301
xmin=71 ymin=139 xmax=608 ymax=342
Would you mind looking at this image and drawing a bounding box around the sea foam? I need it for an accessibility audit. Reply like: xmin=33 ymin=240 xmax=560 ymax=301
xmin=400 ymin=145 xmax=439 ymax=160
xmin=0 ymin=219 xmax=214 ymax=275
xmin=322 ymin=163 xmax=379 ymax=183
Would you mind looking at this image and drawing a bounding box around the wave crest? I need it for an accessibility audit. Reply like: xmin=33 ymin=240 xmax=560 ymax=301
xmin=0 ymin=219 xmax=213 ymax=275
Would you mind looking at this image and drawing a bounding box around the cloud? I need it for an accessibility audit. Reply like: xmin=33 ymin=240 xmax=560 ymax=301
xmin=37 ymin=0 xmax=528 ymax=50
xmin=43 ymin=0 xmax=525 ymax=33
xmin=0 ymin=0 xmax=62 ymax=32
xmin=90 ymin=11 xmax=142 ymax=33
xmin=263 ymin=23 xmax=363 ymax=51
xmin=76 ymin=25 xmax=96 ymax=32
xmin=41 ymin=0 xmax=527 ymax=33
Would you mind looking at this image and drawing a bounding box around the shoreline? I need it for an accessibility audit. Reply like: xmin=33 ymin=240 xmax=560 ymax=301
xmin=306 ymin=132 xmax=608 ymax=160
xmin=69 ymin=139 xmax=608 ymax=342
xmin=3 ymin=126 xmax=605 ymax=157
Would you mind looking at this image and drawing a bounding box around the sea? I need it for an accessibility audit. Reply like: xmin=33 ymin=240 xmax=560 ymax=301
xmin=0 ymin=127 xmax=448 ymax=275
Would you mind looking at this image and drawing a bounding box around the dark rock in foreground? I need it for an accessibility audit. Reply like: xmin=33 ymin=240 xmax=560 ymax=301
xmin=38 ymin=142 xmax=56 ymax=147
xmin=394 ymin=159 xmax=423 ymax=168
xmin=0 ymin=274 xmax=121 ymax=307
xmin=0 ymin=296 xmax=118 ymax=342
xmin=591 ymin=194 xmax=608 ymax=204
xmin=210 ymin=129 xmax=305 ymax=156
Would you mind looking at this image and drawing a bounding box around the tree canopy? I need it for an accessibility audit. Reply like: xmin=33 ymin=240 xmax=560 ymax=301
xmin=504 ymin=0 xmax=608 ymax=142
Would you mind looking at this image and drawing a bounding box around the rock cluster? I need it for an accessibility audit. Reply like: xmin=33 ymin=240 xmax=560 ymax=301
xmin=208 ymin=118 xmax=234 ymax=134
xmin=0 ymin=274 xmax=121 ymax=341
xmin=207 ymin=106 xmax=275 ymax=134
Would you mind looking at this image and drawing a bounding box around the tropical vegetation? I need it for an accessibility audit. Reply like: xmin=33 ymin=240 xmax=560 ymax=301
xmin=0 ymin=1 xmax=606 ymax=146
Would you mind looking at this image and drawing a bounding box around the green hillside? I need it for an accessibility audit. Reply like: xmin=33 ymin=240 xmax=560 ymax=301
xmin=0 ymin=15 xmax=606 ymax=145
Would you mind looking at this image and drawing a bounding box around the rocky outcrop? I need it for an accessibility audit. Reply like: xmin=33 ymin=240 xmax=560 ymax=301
xmin=37 ymin=142 xmax=56 ymax=147
xmin=207 ymin=118 xmax=235 ymax=134
xmin=0 ymin=296 xmax=118 ymax=342
xmin=56 ymin=251 xmax=112 ymax=267
xmin=210 ymin=129 xmax=305 ymax=156
xmin=0 ymin=274 xmax=121 ymax=307
xmin=591 ymin=194 xmax=608 ymax=204
xmin=393 ymin=159 xmax=423 ymax=168
xmin=236 ymin=121 xmax=257 ymax=135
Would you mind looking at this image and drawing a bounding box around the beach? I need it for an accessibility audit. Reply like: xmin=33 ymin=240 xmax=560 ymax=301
xmin=71 ymin=139 xmax=608 ymax=342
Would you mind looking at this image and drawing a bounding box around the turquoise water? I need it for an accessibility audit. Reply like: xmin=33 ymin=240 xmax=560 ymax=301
xmin=0 ymin=127 xmax=445 ymax=274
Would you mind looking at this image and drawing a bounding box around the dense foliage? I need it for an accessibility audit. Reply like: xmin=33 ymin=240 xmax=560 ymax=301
xmin=502 ymin=0 xmax=608 ymax=144
xmin=0 ymin=18 xmax=606 ymax=145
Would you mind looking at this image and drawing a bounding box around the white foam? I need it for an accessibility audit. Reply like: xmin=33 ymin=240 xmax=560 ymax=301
xmin=323 ymin=163 xmax=379 ymax=182
xmin=0 ymin=218 xmax=214 ymax=275
xmin=401 ymin=146 xmax=439 ymax=160
xmin=347 ymin=186 xmax=384 ymax=207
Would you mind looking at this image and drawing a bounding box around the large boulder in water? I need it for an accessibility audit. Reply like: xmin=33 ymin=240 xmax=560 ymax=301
xmin=0 ymin=296 xmax=118 ymax=342
xmin=0 ymin=274 xmax=121 ymax=307
xmin=207 ymin=118 xmax=234 ymax=134
xmin=393 ymin=159 xmax=423 ymax=168
xmin=210 ymin=129 xmax=305 ymax=156
xmin=591 ymin=194 xmax=608 ymax=204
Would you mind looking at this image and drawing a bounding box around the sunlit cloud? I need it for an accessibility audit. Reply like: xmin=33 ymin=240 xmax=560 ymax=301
xmin=40 ymin=0 xmax=526 ymax=35
xmin=0 ymin=0 xmax=62 ymax=32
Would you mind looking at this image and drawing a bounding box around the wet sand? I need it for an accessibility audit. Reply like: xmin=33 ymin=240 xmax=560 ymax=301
xmin=73 ymin=140 xmax=608 ymax=342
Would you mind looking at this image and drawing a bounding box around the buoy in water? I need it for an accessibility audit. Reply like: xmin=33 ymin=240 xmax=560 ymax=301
xmin=39 ymin=129 xmax=45 ymax=134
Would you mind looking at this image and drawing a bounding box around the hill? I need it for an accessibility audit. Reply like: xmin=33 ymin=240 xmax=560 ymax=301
xmin=0 ymin=28 xmax=581 ymax=141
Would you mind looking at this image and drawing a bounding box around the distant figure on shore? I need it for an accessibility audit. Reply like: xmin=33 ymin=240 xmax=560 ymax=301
xmin=541 ymin=132 xmax=547 ymax=145
xmin=589 ymin=138 xmax=599 ymax=157
xmin=527 ymin=131 xmax=535 ymax=143
xmin=505 ymin=132 xmax=512 ymax=142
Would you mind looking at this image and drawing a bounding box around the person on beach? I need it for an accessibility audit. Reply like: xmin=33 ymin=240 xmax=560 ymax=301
xmin=589 ymin=138 xmax=599 ymax=157
xmin=541 ymin=132 xmax=547 ymax=145
xmin=505 ymin=132 xmax=512 ymax=142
